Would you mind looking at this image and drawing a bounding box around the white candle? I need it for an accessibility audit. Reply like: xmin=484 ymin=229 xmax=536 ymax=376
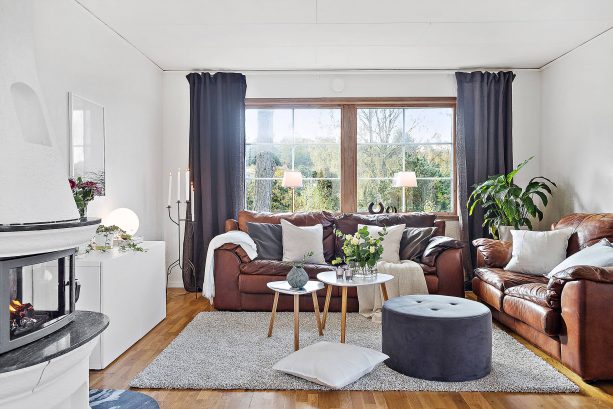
xmin=177 ymin=168 xmax=181 ymax=202
xmin=167 ymin=172 xmax=172 ymax=206
xmin=185 ymin=169 xmax=190 ymax=202
xmin=191 ymin=184 xmax=195 ymax=220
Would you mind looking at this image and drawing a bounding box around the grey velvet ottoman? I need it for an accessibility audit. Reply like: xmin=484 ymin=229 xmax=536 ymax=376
xmin=382 ymin=295 xmax=492 ymax=382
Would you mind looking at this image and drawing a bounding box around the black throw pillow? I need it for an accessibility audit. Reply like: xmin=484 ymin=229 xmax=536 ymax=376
xmin=247 ymin=222 xmax=283 ymax=261
xmin=399 ymin=227 xmax=438 ymax=261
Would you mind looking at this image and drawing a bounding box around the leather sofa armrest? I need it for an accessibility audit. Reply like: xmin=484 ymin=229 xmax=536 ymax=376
xmin=434 ymin=247 xmax=465 ymax=298
xmin=546 ymin=265 xmax=613 ymax=309
xmin=212 ymin=244 xmax=251 ymax=310
xmin=472 ymin=238 xmax=512 ymax=268
xmin=559 ymin=278 xmax=613 ymax=380
xmin=225 ymin=219 xmax=239 ymax=232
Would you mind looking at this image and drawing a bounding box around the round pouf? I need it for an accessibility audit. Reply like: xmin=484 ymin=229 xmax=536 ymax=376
xmin=382 ymin=295 xmax=492 ymax=382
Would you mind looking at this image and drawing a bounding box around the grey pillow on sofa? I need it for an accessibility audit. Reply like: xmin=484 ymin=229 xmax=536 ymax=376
xmin=247 ymin=222 xmax=283 ymax=260
xmin=399 ymin=227 xmax=438 ymax=261
xmin=547 ymin=238 xmax=613 ymax=278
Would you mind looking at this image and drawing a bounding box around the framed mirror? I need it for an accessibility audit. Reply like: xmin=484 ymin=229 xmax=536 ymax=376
xmin=69 ymin=93 xmax=105 ymax=195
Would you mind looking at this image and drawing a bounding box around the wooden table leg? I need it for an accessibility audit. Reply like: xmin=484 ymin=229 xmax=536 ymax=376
xmin=380 ymin=283 xmax=389 ymax=302
xmin=340 ymin=286 xmax=348 ymax=343
xmin=293 ymin=294 xmax=300 ymax=351
xmin=312 ymin=292 xmax=323 ymax=336
xmin=268 ymin=291 xmax=279 ymax=337
xmin=321 ymin=285 xmax=332 ymax=330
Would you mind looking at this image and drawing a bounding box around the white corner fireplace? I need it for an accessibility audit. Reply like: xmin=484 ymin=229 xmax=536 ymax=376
xmin=0 ymin=1 xmax=107 ymax=408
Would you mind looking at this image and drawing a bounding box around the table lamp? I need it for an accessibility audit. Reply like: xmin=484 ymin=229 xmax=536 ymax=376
xmin=393 ymin=171 xmax=417 ymax=212
xmin=282 ymin=171 xmax=303 ymax=212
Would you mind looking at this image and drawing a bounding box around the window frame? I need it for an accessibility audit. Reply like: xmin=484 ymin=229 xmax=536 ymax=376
xmin=245 ymin=97 xmax=458 ymax=218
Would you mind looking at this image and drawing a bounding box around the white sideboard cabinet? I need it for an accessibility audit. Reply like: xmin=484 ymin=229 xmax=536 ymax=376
xmin=75 ymin=241 xmax=166 ymax=369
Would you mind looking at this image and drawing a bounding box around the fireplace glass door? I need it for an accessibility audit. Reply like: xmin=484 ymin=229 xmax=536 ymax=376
xmin=1 ymin=249 xmax=76 ymax=353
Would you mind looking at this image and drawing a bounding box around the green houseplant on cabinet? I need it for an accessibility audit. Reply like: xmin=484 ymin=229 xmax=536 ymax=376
xmin=467 ymin=157 xmax=556 ymax=240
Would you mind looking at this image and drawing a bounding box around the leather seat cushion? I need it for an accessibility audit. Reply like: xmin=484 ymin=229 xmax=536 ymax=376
xmin=240 ymin=260 xmax=332 ymax=278
xmin=504 ymin=283 xmax=550 ymax=308
xmin=503 ymin=295 xmax=561 ymax=336
xmin=239 ymin=274 xmax=357 ymax=297
xmin=474 ymin=268 xmax=547 ymax=292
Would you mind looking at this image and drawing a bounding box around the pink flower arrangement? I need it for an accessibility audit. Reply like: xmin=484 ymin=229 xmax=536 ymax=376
xmin=69 ymin=177 xmax=101 ymax=217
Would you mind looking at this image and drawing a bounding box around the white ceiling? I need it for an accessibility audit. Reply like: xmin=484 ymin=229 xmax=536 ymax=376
xmin=76 ymin=0 xmax=613 ymax=71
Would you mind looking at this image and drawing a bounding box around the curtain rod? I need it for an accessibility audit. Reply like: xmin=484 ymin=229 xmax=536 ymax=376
xmin=163 ymin=68 xmax=539 ymax=75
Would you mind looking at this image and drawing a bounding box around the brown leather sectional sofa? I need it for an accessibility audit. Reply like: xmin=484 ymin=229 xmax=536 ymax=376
xmin=213 ymin=210 xmax=465 ymax=312
xmin=472 ymin=213 xmax=613 ymax=381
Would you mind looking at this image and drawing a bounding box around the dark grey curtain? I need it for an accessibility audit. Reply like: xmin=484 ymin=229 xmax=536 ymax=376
xmin=185 ymin=72 xmax=247 ymax=291
xmin=456 ymin=71 xmax=515 ymax=276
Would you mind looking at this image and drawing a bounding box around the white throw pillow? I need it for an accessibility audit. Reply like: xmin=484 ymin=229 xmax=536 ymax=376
xmin=273 ymin=341 xmax=388 ymax=389
xmin=547 ymin=238 xmax=613 ymax=278
xmin=505 ymin=228 xmax=574 ymax=275
xmin=358 ymin=224 xmax=405 ymax=263
xmin=281 ymin=219 xmax=326 ymax=264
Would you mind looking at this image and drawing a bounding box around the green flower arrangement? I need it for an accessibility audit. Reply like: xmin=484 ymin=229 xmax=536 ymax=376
xmin=86 ymin=224 xmax=146 ymax=253
xmin=332 ymin=226 xmax=387 ymax=273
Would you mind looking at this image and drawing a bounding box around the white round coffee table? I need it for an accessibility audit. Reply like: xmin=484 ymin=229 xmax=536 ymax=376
xmin=266 ymin=280 xmax=325 ymax=351
xmin=317 ymin=271 xmax=393 ymax=343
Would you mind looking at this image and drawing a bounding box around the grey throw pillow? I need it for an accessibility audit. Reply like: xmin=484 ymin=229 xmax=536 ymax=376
xmin=247 ymin=222 xmax=283 ymax=261
xmin=399 ymin=227 xmax=438 ymax=261
xmin=547 ymin=238 xmax=613 ymax=278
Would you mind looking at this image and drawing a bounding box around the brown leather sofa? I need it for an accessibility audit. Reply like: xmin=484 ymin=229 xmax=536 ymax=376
xmin=472 ymin=213 xmax=613 ymax=381
xmin=213 ymin=210 xmax=465 ymax=312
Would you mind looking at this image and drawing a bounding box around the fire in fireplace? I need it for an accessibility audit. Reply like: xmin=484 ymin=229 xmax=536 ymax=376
xmin=0 ymin=248 xmax=77 ymax=354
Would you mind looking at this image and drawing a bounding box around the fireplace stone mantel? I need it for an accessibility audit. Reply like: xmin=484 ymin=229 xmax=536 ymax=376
xmin=0 ymin=311 xmax=108 ymax=409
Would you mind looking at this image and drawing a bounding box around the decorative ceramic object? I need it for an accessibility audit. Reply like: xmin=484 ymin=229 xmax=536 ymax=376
xmin=287 ymin=266 xmax=309 ymax=289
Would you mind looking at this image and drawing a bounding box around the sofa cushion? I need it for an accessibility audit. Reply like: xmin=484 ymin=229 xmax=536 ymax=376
xmin=335 ymin=213 xmax=437 ymax=257
xmin=281 ymin=220 xmax=326 ymax=264
xmin=399 ymin=227 xmax=438 ymax=261
xmin=504 ymin=283 xmax=549 ymax=308
xmin=247 ymin=222 xmax=283 ymax=260
xmin=240 ymin=260 xmax=331 ymax=278
xmin=553 ymin=213 xmax=613 ymax=256
xmin=502 ymin=295 xmax=561 ymax=336
xmin=473 ymin=268 xmax=547 ymax=292
xmin=504 ymin=229 xmax=574 ymax=276
xmin=237 ymin=210 xmax=336 ymax=262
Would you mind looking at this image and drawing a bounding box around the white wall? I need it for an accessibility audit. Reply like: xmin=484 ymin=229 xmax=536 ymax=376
xmin=31 ymin=0 xmax=163 ymax=239
xmin=541 ymin=30 xmax=613 ymax=227
xmin=163 ymin=70 xmax=542 ymax=286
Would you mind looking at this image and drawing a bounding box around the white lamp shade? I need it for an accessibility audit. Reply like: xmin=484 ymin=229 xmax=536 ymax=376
xmin=102 ymin=208 xmax=140 ymax=235
xmin=393 ymin=171 xmax=418 ymax=188
xmin=282 ymin=171 xmax=303 ymax=188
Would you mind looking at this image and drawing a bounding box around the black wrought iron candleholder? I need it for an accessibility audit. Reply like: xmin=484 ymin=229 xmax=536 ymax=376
xmin=166 ymin=200 xmax=197 ymax=298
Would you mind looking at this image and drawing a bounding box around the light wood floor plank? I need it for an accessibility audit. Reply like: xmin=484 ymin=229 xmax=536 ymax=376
xmin=89 ymin=289 xmax=613 ymax=409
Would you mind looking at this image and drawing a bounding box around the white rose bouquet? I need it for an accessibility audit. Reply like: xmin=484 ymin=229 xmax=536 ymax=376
xmin=332 ymin=226 xmax=387 ymax=274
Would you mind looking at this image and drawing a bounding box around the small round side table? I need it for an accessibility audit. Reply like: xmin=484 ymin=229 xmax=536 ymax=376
xmin=317 ymin=271 xmax=393 ymax=343
xmin=266 ymin=280 xmax=325 ymax=351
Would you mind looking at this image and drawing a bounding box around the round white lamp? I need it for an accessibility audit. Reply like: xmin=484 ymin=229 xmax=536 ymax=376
xmin=102 ymin=208 xmax=140 ymax=235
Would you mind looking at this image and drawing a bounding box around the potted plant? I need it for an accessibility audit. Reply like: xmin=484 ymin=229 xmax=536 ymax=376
xmin=332 ymin=226 xmax=387 ymax=277
xmin=88 ymin=225 xmax=146 ymax=253
xmin=467 ymin=157 xmax=556 ymax=240
xmin=69 ymin=177 xmax=102 ymax=218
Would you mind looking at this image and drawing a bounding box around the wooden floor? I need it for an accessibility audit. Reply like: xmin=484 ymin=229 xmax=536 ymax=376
xmin=90 ymin=289 xmax=613 ymax=409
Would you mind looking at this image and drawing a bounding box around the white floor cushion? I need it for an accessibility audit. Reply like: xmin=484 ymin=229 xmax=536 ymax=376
xmin=273 ymin=341 xmax=388 ymax=389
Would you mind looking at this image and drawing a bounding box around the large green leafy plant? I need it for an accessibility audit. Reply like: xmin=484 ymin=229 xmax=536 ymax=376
xmin=467 ymin=157 xmax=556 ymax=239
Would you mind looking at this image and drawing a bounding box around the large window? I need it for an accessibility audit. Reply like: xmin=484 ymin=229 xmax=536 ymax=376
xmin=245 ymin=108 xmax=341 ymax=212
xmin=244 ymin=99 xmax=456 ymax=215
xmin=357 ymin=107 xmax=454 ymax=213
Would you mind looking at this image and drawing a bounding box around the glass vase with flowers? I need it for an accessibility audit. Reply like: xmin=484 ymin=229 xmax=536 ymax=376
xmin=69 ymin=177 xmax=102 ymax=218
xmin=332 ymin=226 xmax=387 ymax=278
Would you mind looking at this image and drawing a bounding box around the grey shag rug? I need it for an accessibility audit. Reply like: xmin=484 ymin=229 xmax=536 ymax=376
xmin=130 ymin=312 xmax=578 ymax=393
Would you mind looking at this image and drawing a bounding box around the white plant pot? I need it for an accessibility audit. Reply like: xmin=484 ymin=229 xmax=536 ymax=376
xmin=498 ymin=225 xmax=529 ymax=241
xmin=95 ymin=233 xmax=112 ymax=248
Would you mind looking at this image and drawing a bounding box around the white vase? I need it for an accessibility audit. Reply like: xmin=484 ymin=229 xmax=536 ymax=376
xmin=498 ymin=225 xmax=528 ymax=241
xmin=95 ymin=233 xmax=112 ymax=248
